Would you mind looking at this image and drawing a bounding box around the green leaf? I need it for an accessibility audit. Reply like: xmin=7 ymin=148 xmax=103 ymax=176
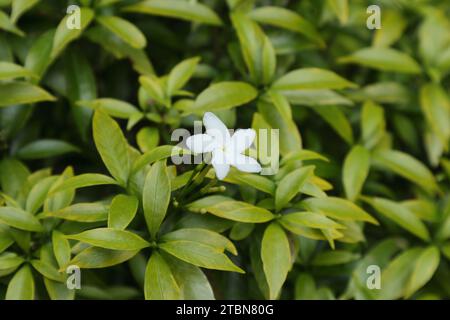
xmin=360 ymin=100 xmax=386 ymax=149
xmin=280 ymin=212 xmax=343 ymax=230
xmin=44 ymin=166 xmax=75 ymax=213
xmin=343 ymin=145 xmax=370 ymax=201
xmin=405 ymin=246 xmax=440 ymax=298
xmin=16 ymin=139 xmax=80 ymax=159
xmin=0 ymin=207 xmax=44 ymax=232
xmin=167 ymin=57 xmax=200 ymax=95
xmin=420 ymin=83 xmax=450 ymax=147
xmin=0 ymin=10 xmax=24 ymax=36
xmin=10 ymin=0 xmax=39 ymax=23
xmin=327 ymin=0 xmax=348 ymax=25
xmin=24 ymin=29 xmax=55 ymax=79
xmin=52 ymin=231 xmax=71 ymax=269
xmin=272 ymin=68 xmax=356 ymax=91
xmin=67 ymin=247 xmax=138 ymax=269
xmin=163 ymin=254 xmax=214 ymax=300
xmin=373 ymin=10 xmax=407 ymax=48
xmin=302 ymin=197 xmax=378 ymax=225
xmin=161 ymin=228 xmax=237 ymax=255
xmin=6 ymin=265 xmax=34 ymax=300
xmin=188 ymin=81 xmax=258 ymax=113
xmin=77 ymin=98 xmax=140 ymax=119
xmin=311 ymin=105 xmax=354 ymax=145
xmin=261 ymin=222 xmax=291 ymax=300
xmin=372 ymin=149 xmax=439 ymax=194
xmin=159 ymin=240 xmax=244 ymax=273
xmin=51 ymin=7 xmax=94 ymax=58
xmin=0 ymin=82 xmax=55 ymax=107
xmin=133 ymin=146 xmax=188 ymax=173
xmin=311 ymin=250 xmax=360 ymax=266
xmin=0 ymin=62 xmax=37 ymax=80
xmin=275 ymin=165 xmax=314 ymax=211
xmin=136 ymin=127 xmax=159 ymax=153
xmin=50 ymin=173 xmax=119 ymax=194
xmin=66 ymin=228 xmax=150 ymax=251
xmin=26 ymin=175 xmax=57 ymax=214
xmin=108 ymin=194 xmax=138 ymax=230
xmin=44 ymin=203 xmax=109 ymax=222
xmin=123 ymin=0 xmax=222 ymax=26
xmin=0 ymin=252 xmax=25 ymax=270
xmin=378 ymin=248 xmax=422 ymax=299
xmin=30 ymin=259 xmax=65 ymax=282
xmin=339 ymin=47 xmax=421 ymax=74
xmin=96 ymin=15 xmax=146 ymax=49
xmin=143 ymin=160 xmax=171 ymax=238
xmin=188 ymin=196 xmax=275 ymax=223
xmin=364 ymin=197 xmax=430 ymax=241
xmin=144 ymin=251 xmax=180 ymax=300
xmin=93 ymin=111 xmax=130 ymax=186
xmin=249 ymin=6 xmax=324 ymax=47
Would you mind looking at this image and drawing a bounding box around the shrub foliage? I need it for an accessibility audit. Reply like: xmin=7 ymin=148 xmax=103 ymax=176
xmin=0 ymin=0 xmax=450 ymax=300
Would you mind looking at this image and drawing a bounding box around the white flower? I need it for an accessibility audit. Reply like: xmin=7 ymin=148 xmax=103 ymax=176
xmin=186 ymin=112 xmax=262 ymax=180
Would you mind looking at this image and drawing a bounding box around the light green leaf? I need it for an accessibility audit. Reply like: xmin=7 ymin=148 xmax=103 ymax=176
xmin=280 ymin=212 xmax=343 ymax=230
xmin=372 ymin=149 xmax=439 ymax=194
xmin=66 ymin=228 xmax=150 ymax=250
xmin=132 ymin=145 xmax=188 ymax=173
xmin=44 ymin=203 xmax=109 ymax=222
xmin=123 ymin=0 xmax=222 ymax=26
xmin=26 ymin=176 xmax=57 ymax=214
xmin=405 ymin=246 xmax=440 ymax=298
xmin=167 ymin=57 xmax=200 ymax=95
xmin=0 ymin=207 xmax=44 ymax=232
xmin=11 ymin=0 xmax=39 ymax=23
xmin=343 ymin=145 xmax=370 ymax=201
xmin=161 ymin=228 xmax=237 ymax=255
xmin=51 ymin=7 xmax=94 ymax=58
xmin=302 ymin=197 xmax=378 ymax=225
xmin=96 ymin=15 xmax=146 ymax=49
xmin=361 ymin=100 xmax=386 ymax=149
xmin=163 ymin=254 xmax=215 ymax=300
xmin=52 ymin=231 xmax=71 ymax=269
xmin=0 ymin=62 xmax=36 ymax=80
xmin=188 ymin=196 xmax=275 ymax=223
xmin=275 ymin=165 xmax=314 ymax=211
xmin=0 ymin=10 xmax=24 ymax=36
xmin=0 ymin=82 xmax=55 ymax=107
xmin=249 ymin=6 xmax=324 ymax=47
xmin=144 ymin=252 xmax=180 ymax=300
xmin=339 ymin=47 xmax=421 ymax=74
xmin=93 ymin=111 xmax=130 ymax=186
xmin=188 ymin=81 xmax=258 ymax=112
xmin=261 ymin=222 xmax=291 ymax=300
xmin=143 ymin=160 xmax=171 ymax=238
xmin=49 ymin=173 xmax=119 ymax=194
xmin=108 ymin=194 xmax=138 ymax=230
xmin=273 ymin=68 xmax=356 ymax=91
xmin=420 ymin=83 xmax=450 ymax=147
xmin=77 ymin=98 xmax=140 ymax=119
xmin=0 ymin=252 xmax=24 ymax=270
xmin=6 ymin=265 xmax=34 ymax=300
xmin=373 ymin=10 xmax=407 ymax=48
xmin=364 ymin=197 xmax=430 ymax=241
xmin=30 ymin=259 xmax=64 ymax=282
xmin=159 ymin=240 xmax=244 ymax=273
xmin=24 ymin=29 xmax=55 ymax=79
xmin=67 ymin=247 xmax=138 ymax=269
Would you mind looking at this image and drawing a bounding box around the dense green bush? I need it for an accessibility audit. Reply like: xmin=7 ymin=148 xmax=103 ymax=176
xmin=0 ymin=0 xmax=450 ymax=300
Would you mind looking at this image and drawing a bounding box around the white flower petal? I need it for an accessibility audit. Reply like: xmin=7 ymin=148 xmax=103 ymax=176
xmin=228 ymin=129 xmax=256 ymax=154
xmin=203 ymin=112 xmax=230 ymax=147
xmin=186 ymin=134 xmax=216 ymax=153
xmin=231 ymin=153 xmax=262 ymax=173
xmin=211 ymin=149 xmax=230 ymax=180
